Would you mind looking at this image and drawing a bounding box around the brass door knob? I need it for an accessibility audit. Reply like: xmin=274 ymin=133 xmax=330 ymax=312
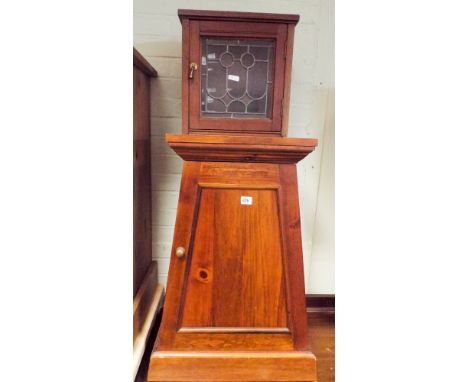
xmin=175 ymin=247 xmax=186 ymax=259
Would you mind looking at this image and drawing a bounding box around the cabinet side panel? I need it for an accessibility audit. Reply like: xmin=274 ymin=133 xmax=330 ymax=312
xmin=155 ymin=162 xmax=201 ymax=349
xmin=133 ymin=67 xmax=152 ymax=297
xmin=279 ymin=164 xmax=309 ymax=350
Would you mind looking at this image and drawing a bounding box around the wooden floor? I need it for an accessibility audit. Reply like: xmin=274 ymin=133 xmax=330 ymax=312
xmin=137 ymin=310 xmax=335 ymax=382
xmin=308 ymin=311 xmax=335 ymax=382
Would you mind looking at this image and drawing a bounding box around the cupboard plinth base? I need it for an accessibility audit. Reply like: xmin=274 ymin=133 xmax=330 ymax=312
xmin=148 ymin=350 xmax=317 ymax=381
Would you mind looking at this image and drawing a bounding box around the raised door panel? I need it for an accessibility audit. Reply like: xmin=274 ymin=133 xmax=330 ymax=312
xmin=180 ymin=187 xmax=288 ymax=330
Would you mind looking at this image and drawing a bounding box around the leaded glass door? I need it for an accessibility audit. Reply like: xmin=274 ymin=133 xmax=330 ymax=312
xmin=201 ymin=39 xmax=275 ymax=119
xmin=187 ymin=20 xmax=288 ymax=135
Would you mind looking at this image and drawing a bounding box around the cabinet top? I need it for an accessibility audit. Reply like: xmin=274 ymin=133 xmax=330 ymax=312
xmin=166 ymin=134 xmax=317 ymax=164
xmin=178 ymin=9 xmax=300 ymax=25
xmin=133 ymin=48 xmax=158 ymax=78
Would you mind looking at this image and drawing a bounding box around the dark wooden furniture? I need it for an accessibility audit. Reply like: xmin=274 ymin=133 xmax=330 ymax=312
xmin=133 ymin=47 xmax=157 ymax=297
xmin=133 ymin=47 xmax=164 ymax=380
xmin=149 ymin=10 xmax=318 ymax=381
xmin=179 ymin=9 xmax=298 ymax=136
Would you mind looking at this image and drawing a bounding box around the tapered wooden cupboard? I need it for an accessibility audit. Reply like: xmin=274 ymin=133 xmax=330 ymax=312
xmin=149 ymin=10 xmax=318 ymax=381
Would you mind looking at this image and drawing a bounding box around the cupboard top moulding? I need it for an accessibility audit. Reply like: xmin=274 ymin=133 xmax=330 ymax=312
xmin=178 ymin=9 xmax=300 ymax=137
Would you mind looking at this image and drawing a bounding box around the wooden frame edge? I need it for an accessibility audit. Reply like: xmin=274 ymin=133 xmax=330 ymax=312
xmin=133 ymin=47 xmax=158 ymax=78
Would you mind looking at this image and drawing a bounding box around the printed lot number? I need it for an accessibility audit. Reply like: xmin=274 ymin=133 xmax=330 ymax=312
xmin=240 ymin=196 xmax=253 ymax=205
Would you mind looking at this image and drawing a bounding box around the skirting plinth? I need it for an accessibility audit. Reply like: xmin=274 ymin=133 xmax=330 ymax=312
xmin=148 ymin=350 xmax=317 ymax=381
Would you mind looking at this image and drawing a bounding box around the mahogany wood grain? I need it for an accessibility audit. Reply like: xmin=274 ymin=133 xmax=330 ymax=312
xmin=278 ymin=164 xmax=309 ymax=350
xmin=172 ymin=332 xmax=294 ymax=352
xmin=149 ymin=10 xmax=316 ymax=380
xmin=150 ymin=136 xmax=317 ymax=381
xmin=180 ymin=188 xmax=287 ymax=329
xmin=167 ymin=134 xmax=317 ymax=146
xmin=166 ymin=134 xmax=317 ymax=164
xmin=155 ymin=162 xmax=202 ymax=350
xmin=149 ymin=351 xmax=316 ymax=382
xmin=137 ymin=312 xmax=332 ymax=382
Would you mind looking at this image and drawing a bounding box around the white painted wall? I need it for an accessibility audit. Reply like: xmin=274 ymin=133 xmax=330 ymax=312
xmin=134 ymin=0 xmax=334 ymax=294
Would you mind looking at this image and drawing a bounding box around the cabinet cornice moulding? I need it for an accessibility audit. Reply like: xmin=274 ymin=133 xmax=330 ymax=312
xmin=166 ymin=134 xmax=318 ymax=164
xmin=178 ymin=9 xmax=300 ymax=25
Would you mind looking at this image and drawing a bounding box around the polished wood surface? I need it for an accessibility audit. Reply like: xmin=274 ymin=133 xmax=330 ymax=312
xmin=166 ymin=134 xmax=318 ymax=146
xmin=180 ymin=188 xmax=287 ymax=329
xmin=149 ymin=9 xmax=316 ymax=380
xmin=149 ymin=351 xmax=316 ymax=381
xmin=150 ymin=135 xmax=316 ymax=381
xmin=166 ymin=134 xmax=317 ymax=164
xmin=140 ymin=311 xmax=334 ymax=382
xmin=179 ymin=10 xmax=298 ymax=136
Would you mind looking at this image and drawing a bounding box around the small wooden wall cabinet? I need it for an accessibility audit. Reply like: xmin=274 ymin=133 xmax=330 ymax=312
xmin=149 ymin=10 xmax=318 ymax=381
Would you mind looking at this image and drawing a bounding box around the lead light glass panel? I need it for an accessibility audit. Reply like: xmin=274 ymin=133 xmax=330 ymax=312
xmin=201 ymin=38 xmax=274 ymax=119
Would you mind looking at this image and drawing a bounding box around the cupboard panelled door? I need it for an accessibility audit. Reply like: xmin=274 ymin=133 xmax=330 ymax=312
xmin=181 ymin=187 xmax=288 ymax=330
xmin=187 ymin=20 xmax=287 ymax=134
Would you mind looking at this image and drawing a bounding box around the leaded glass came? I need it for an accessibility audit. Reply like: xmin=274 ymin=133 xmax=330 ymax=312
xmin=201 ymin=38 xmax=275 ymax=119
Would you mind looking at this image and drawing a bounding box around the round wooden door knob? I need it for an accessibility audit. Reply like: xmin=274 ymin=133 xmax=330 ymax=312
xmin=175 ymin=247 xmax=186 ymax=259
